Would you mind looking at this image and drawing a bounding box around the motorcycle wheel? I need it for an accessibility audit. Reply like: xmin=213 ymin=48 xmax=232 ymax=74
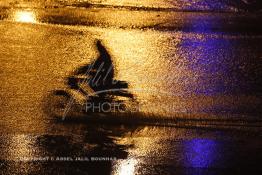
xmin=43 ymin=90 xmax=82 ymax=120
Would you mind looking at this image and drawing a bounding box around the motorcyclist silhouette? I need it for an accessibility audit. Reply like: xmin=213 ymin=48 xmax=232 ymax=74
xmin=69 ymin=40 xmax=114 ymax=94
xmin=46 ymin=40 xmax=134 ymax=118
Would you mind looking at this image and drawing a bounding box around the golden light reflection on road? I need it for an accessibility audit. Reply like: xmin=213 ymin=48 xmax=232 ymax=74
xmin=112 ymin=127 xmax=167 ymax=175
xmin=14 ymin=10 xmax=37 ymax=23
xmin=8 ymin=135 xmax=37 ymax=160
xmin=116 ymin=158 xmax=137 ymax=175
xmin=1 ymin=135 xmax=41 ymax=174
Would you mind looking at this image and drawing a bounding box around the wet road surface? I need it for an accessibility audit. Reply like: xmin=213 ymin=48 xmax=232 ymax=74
xmin=0 ymin=3 xmax=262 ymax=175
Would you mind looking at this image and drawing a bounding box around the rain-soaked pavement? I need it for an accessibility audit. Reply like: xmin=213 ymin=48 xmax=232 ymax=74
xmin=0 ymin=0 xmax=262 ymax=174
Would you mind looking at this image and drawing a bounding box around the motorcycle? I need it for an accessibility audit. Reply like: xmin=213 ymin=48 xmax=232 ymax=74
xmin=45 ymin=73 xmax=136 ymax=120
